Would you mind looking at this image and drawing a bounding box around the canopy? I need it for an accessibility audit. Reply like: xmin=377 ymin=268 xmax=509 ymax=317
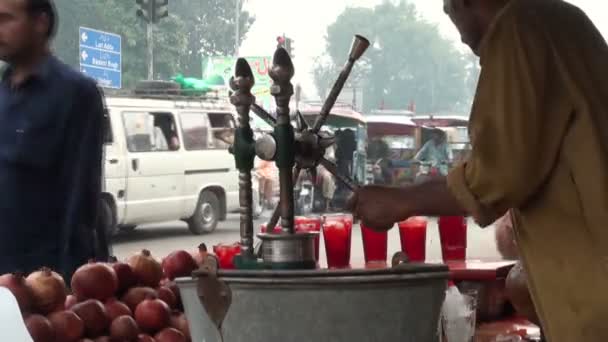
xmin=411 ymin=114 xmax=469 ymax=127
xmin=366 ymin=114 xmax=417 ymax=137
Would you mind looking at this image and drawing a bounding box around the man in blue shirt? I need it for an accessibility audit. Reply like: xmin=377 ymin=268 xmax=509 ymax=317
xmin=413 ymin=128 xmax=453 ymax=176
xmin=0 ymin=0 xmax=107 ymax=279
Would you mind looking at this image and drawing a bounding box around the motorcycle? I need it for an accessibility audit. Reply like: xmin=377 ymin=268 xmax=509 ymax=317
xmin=295 ymin=172 xmax=329 ymax=215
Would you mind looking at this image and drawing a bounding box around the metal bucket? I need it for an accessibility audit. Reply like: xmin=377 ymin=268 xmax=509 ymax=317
xmin=176 ymin=263 xmax=449 ymax=342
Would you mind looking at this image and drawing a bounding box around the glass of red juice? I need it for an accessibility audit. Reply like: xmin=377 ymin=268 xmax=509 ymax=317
xmin=322 ymin=218 xmax=352 ymax=268
xmin=360 ymin=224 xmax=388 ymax=264
xmin=295 ymin=216 xmax=322 ymax=262
xmin=398 ymin=217 xmax=427 ymax=262
xmin=213 ymin=243 xmax=242 ymax=269
xmin=438 ymin=216 xmax=468 ymax=261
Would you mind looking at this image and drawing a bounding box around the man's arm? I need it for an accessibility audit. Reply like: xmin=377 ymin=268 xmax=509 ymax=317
xmin=350 ymin=10 xmax=573 ymax=229
xmin=412 ymin=141 xmax=430 ymax=161
xmin=59 ymin=81 xmax=106 ymax=274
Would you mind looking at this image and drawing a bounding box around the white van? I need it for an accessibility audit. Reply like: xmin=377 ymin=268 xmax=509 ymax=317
xmin=101 ymin=93 xmax=260 ymax=236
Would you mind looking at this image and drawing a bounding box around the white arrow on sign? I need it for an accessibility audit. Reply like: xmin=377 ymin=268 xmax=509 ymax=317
xmin=81 ymin=50 xmax=88 ymax=61
xmin=81 ymin=32 xmax=88 ymax=43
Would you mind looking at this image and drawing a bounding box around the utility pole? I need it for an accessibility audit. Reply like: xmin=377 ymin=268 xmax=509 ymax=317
xmin=147 ymin=23 xmax=154 ymax=80
xmin=136 ymin=0 xmax=169 ymax=80
xmin=235 ymin=0 xmax=240 ymax=57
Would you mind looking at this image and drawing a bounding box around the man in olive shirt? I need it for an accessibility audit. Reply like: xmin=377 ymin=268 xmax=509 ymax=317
xmin=0 ymin=0 xmax=107 ymax=279
xmin=349 ymin=0 xmax=608 ymax=340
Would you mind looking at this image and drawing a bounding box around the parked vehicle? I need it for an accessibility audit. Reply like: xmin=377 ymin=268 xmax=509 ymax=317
xmin=100 ymin=88 xmax=260 ymax=237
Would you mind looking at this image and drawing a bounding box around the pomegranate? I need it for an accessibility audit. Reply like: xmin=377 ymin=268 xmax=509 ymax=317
xmin=159 ymin=280 xmax=181 ymax=308
xmin=155 ymin=327 xmax=186 ymax=342
xmin=505 ymin=262 xmax=540 ymax=325
xmin=169 ymin=311 xmax=190 ymax=341
xmin=162 ymin=251 xmax=197 ymax=280
xmin=26 ymin=267 xmax=67 ymax=314
xmin=121 ymin=287 xmax=157 ymax=312
xmin=157 ymin=287 xmax=177 ymax=309
xmin=135 ymin=297 xmax=171 ymax=334
xmin=24 ymin=314 xmax=56 ymax=342
xmin=137 ymin=334 xmax=156 ymax=342
xmin=65 ymin=295 xmax=78 ymax=310
xmin=93 ymin=337 xmax=111 ymax=342
xmin=110 ymin=315 xmax=140 ymax=341
xmin=71 ymin=299 xmax=110 ymax=338
xmin=71 ymin=261 xmax=118 ymax=301
xmin=48 ymin=310 xmax=85 ymax=342
xmin=128 ymin=250 xmax=163 ymax=288
xmin=112 ymin=262 xmax=138 ymax=295
xmin=104 ymin=298 xmax=132 ymax=321
xmin=495 ymin=213 xmax=519 ymax=260
xmin=0 ymin=272 xmax=33 ymax=313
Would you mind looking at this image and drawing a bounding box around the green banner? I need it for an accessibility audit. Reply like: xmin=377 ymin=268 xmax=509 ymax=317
xmin=203 ymin=56 xmax=273 ymax=110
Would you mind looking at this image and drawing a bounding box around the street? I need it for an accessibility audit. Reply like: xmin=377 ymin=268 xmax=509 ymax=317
xmin=112 ymin=212 xmax=503 ymax=265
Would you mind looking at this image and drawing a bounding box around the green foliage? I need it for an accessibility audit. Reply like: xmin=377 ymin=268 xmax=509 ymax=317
xmin=314 ymin=0 xmax=475 ymax=113
xmin=52 ymin=0 xmax=254 ymax=88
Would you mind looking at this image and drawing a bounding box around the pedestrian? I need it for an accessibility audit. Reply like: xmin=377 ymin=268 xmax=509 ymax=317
xmin=0 ymin=0 xmax=107 ymax=280
xmin=348 ymin=0 xmax=608 ymax=340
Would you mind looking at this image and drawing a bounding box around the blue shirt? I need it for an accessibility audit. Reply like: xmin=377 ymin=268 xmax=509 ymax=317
xmin=0 ymin=56 xmax=104 ymax=276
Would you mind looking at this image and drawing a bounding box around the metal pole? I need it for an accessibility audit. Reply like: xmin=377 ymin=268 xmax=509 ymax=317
xmin=147 ymin=23 xmax=154 ymax=80
xmin=235 ymin=0 xmax=240 ymax=57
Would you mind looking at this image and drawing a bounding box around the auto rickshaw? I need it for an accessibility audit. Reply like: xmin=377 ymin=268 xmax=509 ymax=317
xmin=297 ymin=101 xmax=368 ymax=212
xmin=366 ymin=111 xmax=418 ymax=185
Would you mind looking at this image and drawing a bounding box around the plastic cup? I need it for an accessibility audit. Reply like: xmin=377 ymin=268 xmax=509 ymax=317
xmin=438 ymin=216 xmax=468 ymax=261
xmin=322 ymin=218 xmax=352 ymax=268
xmin=398 ymin=217 xmax=427 ymax=262
xmin=441 ymin=289 xmax=478 ymax=342
xmin=360 ymin=224 xmax=388 ymax=264
xmin=295 ymin=216 xmax=322 ymax=261
xmin=213 ymin=243 xmax=241 ymax=269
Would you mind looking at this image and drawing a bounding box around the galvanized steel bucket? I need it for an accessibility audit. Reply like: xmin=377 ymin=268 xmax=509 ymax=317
xmin=177 ymin=263 xmax=448 ymax=342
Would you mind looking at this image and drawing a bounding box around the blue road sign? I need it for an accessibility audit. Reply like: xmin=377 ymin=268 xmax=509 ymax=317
xmin=79 ymin=27 xmax=121 ymax=89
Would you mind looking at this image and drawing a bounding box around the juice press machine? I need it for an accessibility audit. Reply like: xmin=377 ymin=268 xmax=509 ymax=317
xmin=178 ymin=35 xmax=449 ymax=342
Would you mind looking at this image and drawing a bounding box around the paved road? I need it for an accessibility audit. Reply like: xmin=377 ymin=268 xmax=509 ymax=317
xmin=112 ymin=212 xmax=502 ymax=265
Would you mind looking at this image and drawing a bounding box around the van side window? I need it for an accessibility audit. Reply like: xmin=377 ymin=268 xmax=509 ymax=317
xmin=208 ymin=113 xmax=236 ymax=150
xmin=179 ymin=112 xmax=210 ymax=150
xmin=122 ymin=111 xmax=180 ymax=152
xmin=103 ymin=109 xmax=113 ymax=144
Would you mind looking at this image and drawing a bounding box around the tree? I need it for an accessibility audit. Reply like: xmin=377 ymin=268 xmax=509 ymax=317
xmin=171 ymin=0 xmax=255 ymax=77
xmin=51 ymin=0 xmax=254 ymax=88
xmin=313 ymin=1 xmax=472 ymax=113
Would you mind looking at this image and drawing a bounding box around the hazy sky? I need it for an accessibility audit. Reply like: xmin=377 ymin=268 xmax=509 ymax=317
xmin=239 ymin=0 xmax=608 ymax=98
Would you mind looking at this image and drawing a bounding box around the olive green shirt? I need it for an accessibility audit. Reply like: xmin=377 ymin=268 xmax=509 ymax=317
xmin=447 ymin=0 xmax=608 ymax=340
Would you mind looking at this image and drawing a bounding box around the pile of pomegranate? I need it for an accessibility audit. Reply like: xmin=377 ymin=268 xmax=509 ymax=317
xmin=0 ymin=246 xmax=209 ymax=342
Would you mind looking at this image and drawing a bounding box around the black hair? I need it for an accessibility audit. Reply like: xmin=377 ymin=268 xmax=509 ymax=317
xmin=25 ymin=0 xmax=57 ymax=39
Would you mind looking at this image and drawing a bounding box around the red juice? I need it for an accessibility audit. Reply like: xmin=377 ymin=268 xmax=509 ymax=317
xmin=326 ymin=214 xmax=353 ymax=263
xmin=322 ymin=219 xmax=352 ymax=268
xmin=361 ymin=224 xmax=388 ymax=263
xmin=295 ymin=216 xmax=322 ymax=261
xmin=398 ymin=217 xmax=427 ymax=262
xmin=213 ymin=243 xmax=241 ymax=269
xmin=438 ymin=216 xmax=468 ymax=261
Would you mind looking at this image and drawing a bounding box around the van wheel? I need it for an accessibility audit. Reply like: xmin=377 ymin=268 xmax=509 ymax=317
xmin=101 ymin=199 xmax=117 ymax=238
xmin=188 ymin=191 xmax=220 ymax=235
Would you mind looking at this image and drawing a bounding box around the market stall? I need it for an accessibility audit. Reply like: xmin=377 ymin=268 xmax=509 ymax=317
xmin=0 ymin=37 xmax=539 ymax=342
